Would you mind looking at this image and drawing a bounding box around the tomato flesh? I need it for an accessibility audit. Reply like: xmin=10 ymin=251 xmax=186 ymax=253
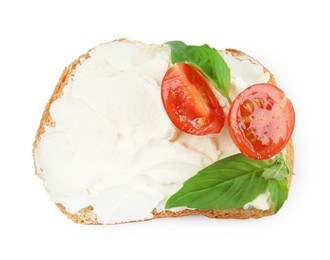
xmin=161 ymin=63 xmax=225 ymax=135
xmin=228 ymin=83 xmax=295 ymax=160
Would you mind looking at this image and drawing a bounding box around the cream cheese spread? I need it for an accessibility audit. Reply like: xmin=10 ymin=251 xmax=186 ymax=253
xmin=35 ymin=41 xmax=272 ymax=224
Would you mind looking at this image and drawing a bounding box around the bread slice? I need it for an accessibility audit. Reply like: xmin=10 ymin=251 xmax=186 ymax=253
xmin=33 ymin=39 xmax=294 ymax=224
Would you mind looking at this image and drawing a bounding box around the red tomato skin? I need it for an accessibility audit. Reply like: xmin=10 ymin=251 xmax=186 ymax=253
xmin=228 ymin=83 xmax=295 ymax=160
xmin=161 ymin=63 xmax=225 ymax=136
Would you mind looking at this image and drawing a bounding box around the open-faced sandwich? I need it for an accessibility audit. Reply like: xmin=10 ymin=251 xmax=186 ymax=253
xmin=33 ymin=39 xmax=295 ymax=224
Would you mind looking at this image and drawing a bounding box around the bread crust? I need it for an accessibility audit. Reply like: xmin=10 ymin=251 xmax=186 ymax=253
xmin=33 ymin=40 xmax=294 ymax=224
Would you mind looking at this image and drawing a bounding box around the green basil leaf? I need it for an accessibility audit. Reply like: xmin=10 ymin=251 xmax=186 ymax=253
xmin=165 ymin=154 xmax=270 ymax=211
xmin=262 ymin=153 xmax=290 ymax=181
xmin=166 ymin=153 xmax=291 ymax=213
xmin=268 ymin=179 xmax=289 ymax=214
xmin=165 ymin=41 xmax=231 ymax=103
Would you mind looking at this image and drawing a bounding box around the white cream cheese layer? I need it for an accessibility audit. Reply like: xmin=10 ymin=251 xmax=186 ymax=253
xmin=35 ymin=41 xmax=271 ymax=224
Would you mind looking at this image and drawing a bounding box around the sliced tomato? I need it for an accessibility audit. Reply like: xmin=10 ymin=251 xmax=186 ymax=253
xmin=161 ymin=63 xmax=225 ymax=135
xmin=228 ymin=83 xmax=295 ymax=160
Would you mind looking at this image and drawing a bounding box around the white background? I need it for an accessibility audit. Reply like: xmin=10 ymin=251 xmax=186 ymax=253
xmin=1 ymin=0 xmax=329 ymax=259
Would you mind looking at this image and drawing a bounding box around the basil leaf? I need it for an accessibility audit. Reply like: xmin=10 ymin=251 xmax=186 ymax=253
xmin=262 ymin=153 xmax=290 ymax=181
xmin=165 ymin=153 xmax=291 ymax=213
xmin=165 ymin=154 xmax=269 ymax=211
xmin=165 ymin=41 xmax=231 ymax=103
xmin=268 ymin=179 xmax=289 ymax=214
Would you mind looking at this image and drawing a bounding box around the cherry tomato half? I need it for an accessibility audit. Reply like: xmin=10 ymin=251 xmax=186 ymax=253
xmin=161 ymin=63 xmax=225 ymax=135
xmin=228 ymin=83 xmax=295 ymax=160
